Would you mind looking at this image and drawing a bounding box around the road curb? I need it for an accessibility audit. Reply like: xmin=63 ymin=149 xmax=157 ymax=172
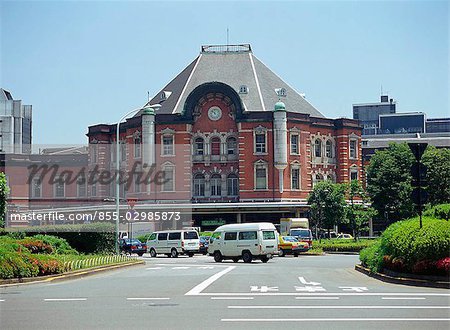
xmin=0 ymin=260 xmax=145 ymax=287
xmin=355 ymin=264 xmax=450 ymax=289
xmin=325 ymin=251 xmax=360 ymax=255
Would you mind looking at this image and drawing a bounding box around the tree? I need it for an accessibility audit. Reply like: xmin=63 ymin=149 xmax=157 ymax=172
xmin=308 ymin=180 xmax=347 ymax=239
xmin=422 ymin=146 xmax=450 ymax=205
xmin=366 ymin=142 xmax=416 ymax=224
xmin=0 ymin=172 xmax=9 ymax=228
xmin=345 ymin=180 xmax=376 ymax=240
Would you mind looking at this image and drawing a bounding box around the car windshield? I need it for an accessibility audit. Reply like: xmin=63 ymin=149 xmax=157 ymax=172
xmin=283 ymin=236 xmax=298 ymax=242
xmin=126 ymin=239 xmax=141 ymax=244
xmin=290 ymin=229 xmax=311 ymax=238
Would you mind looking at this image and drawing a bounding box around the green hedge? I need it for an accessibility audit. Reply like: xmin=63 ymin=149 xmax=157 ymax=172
xmin=6 ymin=223 xmax=115 ymax=254
xmin=360 ymin=217 xmax=450 ymax=274
xmin=314 ymin=239 xmax=377 ymax=252
xmin=424 ymin=204 xmax=450 ymax=220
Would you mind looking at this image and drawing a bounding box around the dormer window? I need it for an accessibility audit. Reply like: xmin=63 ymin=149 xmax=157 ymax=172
xmin=276 ymin=88 xmax=287 ymax=97
xmin=239 ymin=85 xmax=248 ymax=94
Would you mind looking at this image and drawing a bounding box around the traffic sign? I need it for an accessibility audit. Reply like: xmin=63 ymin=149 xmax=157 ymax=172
xmin=408 ymin=143 xmax=428 ymax=161
xmin=410 ymin=163 xmax=427 ymax=187
xmin=411 ymin=187 xmax=428 ymax=205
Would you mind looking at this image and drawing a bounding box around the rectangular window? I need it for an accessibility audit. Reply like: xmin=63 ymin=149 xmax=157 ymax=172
xmin=157 ymin=233 xmax=168 ymax=241
xmin=77 ymin=175 xmax=86 ymax=197
xmin=168 ymin=232 xmax=181 ymax=240
xmin=120 ymin=142 xmax=126 ymax=161
xmin=134 ymin=173 xmax=141 ymax=193
xmin=255 ymin=167 xmax=267 ymax=190
xmin=350 ymin=170 xmax=358 ymax=181
xmin=163 ymin=135 xmax=174 ymax=155
xmin=224 ymin=232 xmax=237 ymax=240
xmin=290 ymin=134 xmax=299 ymax=154
xmin=184 ymin=231 xmax=198 ymax=239
xmin=91 ymin=183 xmax=97 ymax=197
xmin=291 ymin=168 xmax=300 ymax=190
xmin=239 ymin=231 xmax=257 ymax=240
xmin=255 ymin=133 xmax=266 ymax=153
xmin=91 ymin=145 xmax=97 ymax=163
xmin=134 ymin=137 xmax=141 ymax=158
xmin=162 ymin=167 xmax=174 ymax=191
xmin=32 ymin=178 xmax=41 ymax=198
xmin=349 ymin=140 xmax=357 ymax=159
xmin=54 ymin=177 xmax=65 ymax=198
xmin=262 ymin=231 xmax=276 ymax=240
xmin=227 ymin=176 xmax=238 ymax=196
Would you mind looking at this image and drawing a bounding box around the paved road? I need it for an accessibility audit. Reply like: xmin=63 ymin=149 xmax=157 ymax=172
xmin=1 ymin=254 xmax=449 ymax=329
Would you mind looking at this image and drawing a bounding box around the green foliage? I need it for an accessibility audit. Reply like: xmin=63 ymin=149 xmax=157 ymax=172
xmin=0 ymin=172 xmax=9 ymax=228
xmin=422 ymin=146 xmax=450 ymax=205
xmin=345 ymin=180 xmax=376 ymax=239
xmin=315 ymin=239 xmax=377 ymax=252
xmin=308 ymin=181 xmax=347 ymax=235
xmin=360 ymin=217 xmax=450 ymax=273
xmin=423 ymin=204 xmax=450 ymax=220
xmin=17 ymin=237 xmax=53 ymax=254
xmin=136 ymin=234 xmax=151 ymax=243
xmin=366 ymin=142 xmax=416 ymax=223
xmin=6 ymin=223 xmax=115 ymax=254
xmin=33 ymin=235 xmax=78 ymax=254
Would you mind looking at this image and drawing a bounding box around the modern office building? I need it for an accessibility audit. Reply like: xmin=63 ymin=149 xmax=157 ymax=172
xmin=353 ymin=95 xmax=396 ymax=135
xmin=0 ymin=88 xmax=32 ymax=154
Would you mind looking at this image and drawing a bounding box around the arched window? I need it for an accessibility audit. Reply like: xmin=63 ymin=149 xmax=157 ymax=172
xmin=326 ymin=140 xmax=333 ymax=158
xmin=194 ymin=137 xmax=204 ymax=155
xmin=211 ymin=137 xmax=221 ymax=156
xmin=210 ymin=174 xmax=221 ymax=196
xmin=193 ymin=174 xmax=205 ymax=197
xmin=227 ymin=137 xmax=237 ymax=155
xmin=227 ymin=174 xmax=239 ymax=196
xmin=314 ymin=139 xmax=322 ymax=157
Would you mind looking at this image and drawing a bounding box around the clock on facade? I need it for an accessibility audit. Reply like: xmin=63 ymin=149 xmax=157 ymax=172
xmin=208 ymin=106 xmax=222 ymax=121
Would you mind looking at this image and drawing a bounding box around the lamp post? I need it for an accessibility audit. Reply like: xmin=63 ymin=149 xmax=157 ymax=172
xmin=115 ymin=103 xmax=161 ymax=254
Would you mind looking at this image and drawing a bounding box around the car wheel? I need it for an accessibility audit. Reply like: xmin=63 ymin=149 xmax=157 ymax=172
xmin=188 ymin=252 xmax=194 ymax=257
xmin=294 ymin=253 xmax=299 ymax=257
xmin=261 ymin=256 xmax=269 ymax=263
xmin=213 ymin=251 xmax=223 ymax=263
xmin=279 ymin=249 xmax=285 ymax=257
xmin=171 ymin=248 xmax=178 ymax=258
xmin=202 ymin=252 xmax=207 ymax=255
xmin=232 ymin=257 xmax=239 ymax=263
xmin=242 ymin=251 xmax=252 ymax=263
xmin=149 ymin=248 xmax=157 ymax=258
xmin=137 ymin=252 xmax=144 ymax=257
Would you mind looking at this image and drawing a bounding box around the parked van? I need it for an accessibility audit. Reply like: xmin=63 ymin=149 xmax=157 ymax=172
xmin=146 ymin=230 xmax=200 ymax=258
xmin=208 ymin=223 xmax=278 ymax=263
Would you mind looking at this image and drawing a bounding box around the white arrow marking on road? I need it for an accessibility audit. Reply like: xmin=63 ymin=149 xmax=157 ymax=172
xmin=298 ymin=277 xmax=321 ymax=286
xmin=295 ymin=286 xmax=326 ymax=292
xmin=146 ymin=267 xmax=163 ymax=270
xmin=250 ymin=286 xmax=279 ymax=293
xmin=339 ymin=286 xmax=368 ymax=292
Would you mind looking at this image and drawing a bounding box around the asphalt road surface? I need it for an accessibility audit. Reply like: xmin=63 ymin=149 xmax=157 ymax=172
xmin=1 ymin=254 xmax=449 ymax=330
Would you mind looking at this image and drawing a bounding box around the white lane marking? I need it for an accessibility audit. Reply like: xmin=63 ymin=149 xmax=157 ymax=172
xmin=190 ymin=292 xmax=450 ymax=296
xmin=185 ymin=266 xmax=236 ymax=296
xmin=155 ymin=263 xmax=223 ymax=267
xmin=211 ymin=297 xmax=254 ymax=300
xmin=172 ymin=267 xmax=190 ymax=270
xmin=0 ymin=299 xmax=4 ymax=302
xmin=198 ymin=266 xmax=215 ymax=269
xmin=221 ymin=318 xmax=450 ymax=322
xmin=382 ymin=297 xmax=426 ymax=300
xmin=339 ymin=286 xmax=368 ymax=292
xmin=44 ymin=298 xmax=87 ymax=301
xmin=228 ymin=305 xmax=450 ymax=309
xmin=296 ymin=297 xmax=339 ymax=300
xmin=298 ymin=277 xmax=321 ymax=286
xmin=126 ymin=298 xmax=170 ymax=300
xmin=146 ymin=267 xmax=163 ymax=270
xmin=250 ymin=286 xmax=278 ymax=293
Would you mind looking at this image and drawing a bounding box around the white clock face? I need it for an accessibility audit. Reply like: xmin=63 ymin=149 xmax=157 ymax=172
xmin=208 ymin=106 xmax=222 ymax=121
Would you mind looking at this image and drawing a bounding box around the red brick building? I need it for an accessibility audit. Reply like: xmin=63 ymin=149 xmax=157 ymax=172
xmin=87 ymin=44 xmax=362 ymax=229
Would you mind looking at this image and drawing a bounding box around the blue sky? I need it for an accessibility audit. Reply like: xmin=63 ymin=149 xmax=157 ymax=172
xmin=1 ymin=1 xmax=448 ymax=145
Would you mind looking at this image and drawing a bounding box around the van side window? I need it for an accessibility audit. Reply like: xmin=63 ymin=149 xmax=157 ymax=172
xmin=158 ymin=233 xmax=168 ymax=240
xmin=262 ymin=231 xmax=275 ymax=240
xmin=149 ymin=233 xmax=157 ymax=240
xmin=168 ymin=232 xmax=181 ymax=240
xmin=224 ymin=232 xmax=237 ymax=240
xmin=210 ymin=232 xmax=221 ymax=242
xmin=239 ymin=231 xmax=257 ymax=240
xmin=184 ymin=231 xmax=199 ymax=239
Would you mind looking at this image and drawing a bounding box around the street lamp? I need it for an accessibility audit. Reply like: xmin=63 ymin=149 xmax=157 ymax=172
xmin=115 ymin=103 xmax=161 ymax=254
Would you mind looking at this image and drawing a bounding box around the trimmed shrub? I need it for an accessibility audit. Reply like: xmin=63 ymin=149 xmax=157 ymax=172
xmin=17 ymin=237 xmax=53 ymax=254
xmin=360 ymin=217 xmax=450 ymax=274
xmin=314 ymin=239 xmax=376 ymax=252
xmin=32 ymin=235 xmax=78 ymax=255
xmin=424 ymin=204 xmax=450 ymax=221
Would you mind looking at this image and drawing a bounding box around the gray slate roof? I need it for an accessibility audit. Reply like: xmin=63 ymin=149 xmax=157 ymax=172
xmin=142 ymin=45 xmax=324 ymax=118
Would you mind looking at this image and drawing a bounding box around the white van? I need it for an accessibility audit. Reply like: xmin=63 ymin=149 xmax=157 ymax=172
xmin=208 ymin=223 xmax=278 ymax=263
xmin=146 ymin=230 xmax=200 ymax=258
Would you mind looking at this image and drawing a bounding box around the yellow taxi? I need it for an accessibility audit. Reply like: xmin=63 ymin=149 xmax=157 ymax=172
xmin=278 ymin=235 xmax=310 ymax=257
